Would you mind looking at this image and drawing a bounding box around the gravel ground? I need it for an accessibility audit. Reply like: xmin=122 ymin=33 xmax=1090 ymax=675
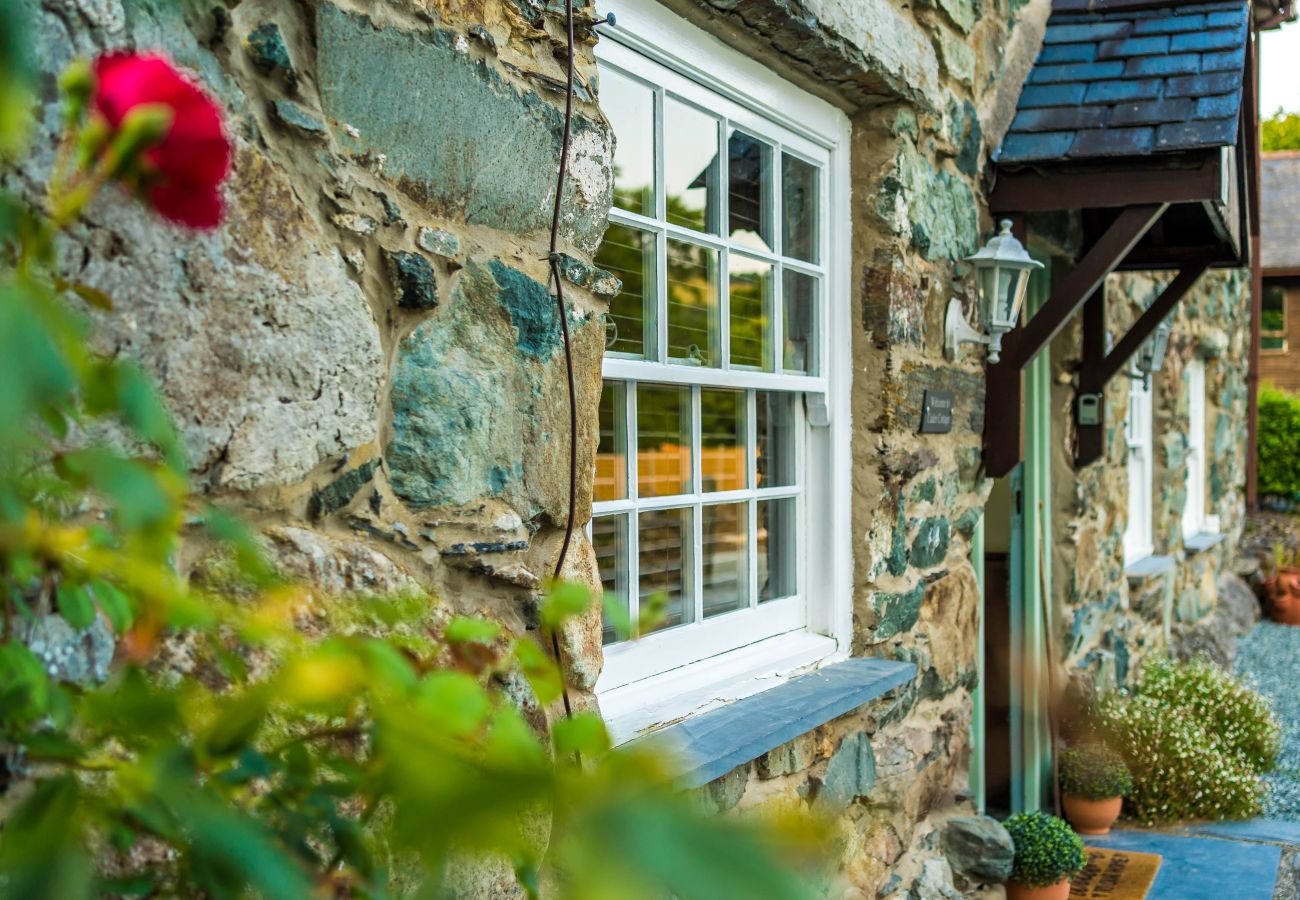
xmin=1235 ymin=621 xmax=1300 ymax=821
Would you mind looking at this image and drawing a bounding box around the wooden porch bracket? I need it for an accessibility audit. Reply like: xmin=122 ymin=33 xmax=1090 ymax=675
xmin=983 ymin=203 xmax=1168 ymax=479
xmin=1073 ymin=259 xmax=1211 ymax=467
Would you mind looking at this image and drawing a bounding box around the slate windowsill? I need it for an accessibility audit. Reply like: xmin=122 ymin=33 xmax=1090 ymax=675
xmin=1124 ymin=554 xmax=1175 ymax=580
xmin=624 ymin=658 xmax=917 ymax=789
xmin=1184 ymin=532 xmax=1226 ymax=553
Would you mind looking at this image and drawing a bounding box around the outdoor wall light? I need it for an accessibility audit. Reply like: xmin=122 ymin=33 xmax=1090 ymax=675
xmin=944 ymin=219 xmax=1043 ymax=364
xmin=1127 ymin=318 xmax=1173 ymax=389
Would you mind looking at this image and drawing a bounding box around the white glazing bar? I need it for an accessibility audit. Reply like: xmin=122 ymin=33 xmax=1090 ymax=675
xmin=691 ymin=384 xmax=704 ymax=625
xmin=747 ymin=390 xmax=759 ymax=608
xmin=627 ymin=381 xmax=640 ymax=626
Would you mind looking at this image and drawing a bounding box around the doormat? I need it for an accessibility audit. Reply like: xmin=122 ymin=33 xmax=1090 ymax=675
xmin=1068 ymin=847 xmax=1161 ymax=899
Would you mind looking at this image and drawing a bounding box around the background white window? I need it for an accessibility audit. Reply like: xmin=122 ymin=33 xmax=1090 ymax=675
xmin=1182 ymin=358 xmax=1207 ymax=538
xmin=1262 ymin=284 xmax=1287 ymax=352
xmin=1124 ymin=377 xmax=1154 ymax=564
xmin=590 ymin=5 xmax=850 ymax=734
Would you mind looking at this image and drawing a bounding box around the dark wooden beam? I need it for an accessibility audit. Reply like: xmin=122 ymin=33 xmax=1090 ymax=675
xmin=1096 ymin=261 xmax=1210 ymax=387
xmin=984 ymin=203 xmax=1167 ymax=478
xmin=990 ymin=158 xmax=1219 ymax=214
xmin=1075 ymin=290 xmax=1107 ymax=467
xmin=1074 ymin=261 xmax=1210 ymax=467
xmin=1010 ymin=204 xmax=1167 ymax=370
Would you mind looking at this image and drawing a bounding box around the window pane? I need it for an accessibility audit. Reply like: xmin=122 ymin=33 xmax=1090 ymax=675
xmin=601 ymin=67 xmax=654 ymax=217
xmin=639 ymin=507 xmax=693 ymax=632
xmin=596 ymin=224 xmax=654 ymax=359
xmin=637 ymin=385 xmax=691 ymax=497
xmin=664 ymin=97 xmax=719 ymax=233
xmin=758 ymin=498 xmax=797 ymax=602
xmin=593 ymin=514 xmax=629 ymax=645
xmin=702 ymin=503 xmax=747 ymax=618
xmin=783 ymin=270 xmax=818 ymax=375
xmin=782 ymin=153 xmax=819 ymax=263
xmin=756 ymin=392 xmax=796 ymax=488
xmin=595 ymin=382 xmax=627 ymax=502
xmin=667 ymin=239 xmax=720 ymax=366
xmin=1263 ymin=285 xmax=1286 ymax=334
xmin=1263 ymin=336 xmax=1287 ymax=351
xmin=729 ymin=256 xmax=772 ymax=371
xmin=700 ymin=389 xmax=745 ymax=493
xmin=728 ymin=129 xmax=773 ymax=252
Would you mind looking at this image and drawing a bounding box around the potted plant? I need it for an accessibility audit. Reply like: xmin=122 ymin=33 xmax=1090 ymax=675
xmin=1002 ymin=811 xmax=1088 ymax=900
xmin=1261 ymin=543 xmax=1300 ymax=625
xmin=1060 ymin=743 xmax=1133 ymax=835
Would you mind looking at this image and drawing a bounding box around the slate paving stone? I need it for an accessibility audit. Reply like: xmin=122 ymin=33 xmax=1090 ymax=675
xmin=1085 ymin=831 xmax=1281 ymax=900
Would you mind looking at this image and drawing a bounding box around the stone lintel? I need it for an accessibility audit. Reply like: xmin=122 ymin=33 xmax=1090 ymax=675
xmin=626 ymin=658 xmax=916 ymax=788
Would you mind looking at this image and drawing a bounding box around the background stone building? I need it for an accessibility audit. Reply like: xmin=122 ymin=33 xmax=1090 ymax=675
xmin=10 ymin=0 xmax=1276 ymax=896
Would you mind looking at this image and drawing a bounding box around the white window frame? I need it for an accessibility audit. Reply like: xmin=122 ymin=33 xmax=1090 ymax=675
xmin=1124 ymin=376 xmax=1155 ymax=565
xmin=1182 ymin=358 xmax=1208 ymax=539
xmin=591 ymin=1 xmax=852 ymax=741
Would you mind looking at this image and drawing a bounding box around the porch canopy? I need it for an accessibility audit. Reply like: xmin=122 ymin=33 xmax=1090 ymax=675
xmin=984 ymin=0 xmax=1271 ymax=477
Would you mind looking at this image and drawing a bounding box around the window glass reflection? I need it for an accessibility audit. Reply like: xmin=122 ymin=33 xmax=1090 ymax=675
xmin=729 ymin=256 xmax=772 ymax=371
xmin=595 ymin=382 xmax=627 ymax=502
xmin=728 ymin=130 xmax=773 ymax=252
xmin=637 ymin=385 xmax=691 ymax=497
xmin=667 ymin=240 xmax=719 ymax=367
xmin=639 ymin=508 xmax=693 ymax=632
xmin=702 ymin=503 xmax=747 ymax=618
xmin=782 ymin=270 xmax=818 ymax=375
xmin=593 ymin=514 xmax=629 ymax=644
xmin=756 ymin=392 xmax=796 ymax=488
xmin=595 ymin=224 xmax=655 ymax=359
xmin=782 ymin=153 xmax=819 ymax=263
xmin=665 ymin=98 xmax=719 ymax=234
xmin=602 ymin=68 xmax=654 ymax=216
xmin=758 ymin=498 xmax=797 ymax=602
xmin=700 ymin=389 xmax=745 ymax=493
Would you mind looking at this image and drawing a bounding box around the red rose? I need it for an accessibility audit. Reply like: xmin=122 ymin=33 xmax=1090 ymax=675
xmin=91 ymin=52 xmax=232 ymax=229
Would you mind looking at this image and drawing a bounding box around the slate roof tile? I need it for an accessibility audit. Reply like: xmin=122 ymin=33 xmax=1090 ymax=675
xmin=1261 ymin=154 xmax=1300 ymax=271
xmin=1124 ymin=53 xmax=1200 ymax=77
xmin=1071 ymin=127 xmax=1155 ymax=158
xmin=998 ymin=1 xmax=1248 ymax=165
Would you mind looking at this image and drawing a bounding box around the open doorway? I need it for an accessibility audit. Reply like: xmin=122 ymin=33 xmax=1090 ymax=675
xmin=982 ymin=466 xmax=1022 ymax=816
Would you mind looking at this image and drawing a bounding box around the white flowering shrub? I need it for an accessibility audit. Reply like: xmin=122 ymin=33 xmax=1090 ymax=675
xmin=1095 ymin=656 xmax=1280 ymax=826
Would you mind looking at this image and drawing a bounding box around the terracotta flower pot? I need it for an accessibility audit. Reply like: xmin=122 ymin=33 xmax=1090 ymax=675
xmin=1267 ymin=567 xmax=1300 ymax=625
xmin=1006 ymin=877 xmax=1071 ymax=900
xmin=1062 ymin=794 xmax=1123 ymax=835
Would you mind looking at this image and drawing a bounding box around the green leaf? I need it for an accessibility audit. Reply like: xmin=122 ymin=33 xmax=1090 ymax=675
xmin=56 ymin=581 xmax=95 ymax=629
xmin=0 ymin=642 xmax=51 ymax=726
xmin=414 ymin=672 xmax=494 ymax=737
xmin=444 ymin=616 xmax=501 ymax=645
xmin=513 ymin=637 xmax=562 ymax=706
xmin=91 ymin=580 xmax=133 ymax=633
xmin=539 ymin=581 xmax=592 ymax=630
xmin=601 ymin=591 xmax=633 ymax=642
xmin=0 ymin=776 xmax=91 ymax=899
xmin=54 ymin=449 xmax=176 ymax=533
xmin=203 ymin=689 xmax=270 ymax=758
xmin=552 ymin=712 xmax=612 ymax=758
xmin=71 ymin=282 xmax=112 ymax=310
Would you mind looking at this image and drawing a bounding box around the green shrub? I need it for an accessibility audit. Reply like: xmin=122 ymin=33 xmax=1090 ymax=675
xmin=1137 ymin=656 xmax=1281 ymax=772
xmin=1095 ymin=656 xmax=1280 ymax=825
xmin=1003 ymin=812 xmax=1087 ymax=888
xmin=1258 ymin=383 xmax=1300 ymax=500
xmin=1060 ymin=743 xmax=1133 ymax=801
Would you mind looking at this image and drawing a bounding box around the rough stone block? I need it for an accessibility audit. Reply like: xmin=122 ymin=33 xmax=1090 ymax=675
xmin=910 ymin=518 xmax=950 ymax=569
xmin=757 ymin=733 xmax=819 ymax=778
xmin=270 ymin=98 xmax=327 ymax=139
xmin=316 ymin=5 xmax=612 ymax=255
xmin=417 ymin=227 xmax=460 ymax=259
xmin=308 ymin=460 xmax=379 ymax=521
xmin=870 ymin=582 xmax=925 ymax=643
xmin=814 ymin=732 xmax=876 ymax=814
xmin=941 ymin=816 xmax=1014 ymax=884
xmin=386 ymin=250 xmax=439 ymax=309
xmin=245 ymin=23 xmax=294 ymax=82
xmin=876 ymin=142 xmax=978 ymax=261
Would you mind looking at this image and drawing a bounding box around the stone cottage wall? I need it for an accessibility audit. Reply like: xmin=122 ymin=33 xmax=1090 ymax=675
xmin=13 ymin=0 xmax=1051 ymax=895
xmin=1048 ymin=268 xmax=1252 ymax=695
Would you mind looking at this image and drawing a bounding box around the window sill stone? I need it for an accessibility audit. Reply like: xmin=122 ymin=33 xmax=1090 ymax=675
xmin=624 ymin=657 xmax=916 ymax=789
xmin=1184 ymin=532 xmax=1226 ymax=554
xmin=1124 ymin=554 xmax=1175 ymax=581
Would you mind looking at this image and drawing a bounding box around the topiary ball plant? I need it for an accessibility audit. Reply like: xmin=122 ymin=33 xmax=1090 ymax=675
xmin=1003 ymin=812 xmax=1087 ymax=889
xmin=1060 ymin=743 xmax=1133 ymax=801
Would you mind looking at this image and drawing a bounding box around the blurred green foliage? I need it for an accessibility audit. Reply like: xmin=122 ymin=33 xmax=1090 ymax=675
xmin=1263 ymin=109 xmax=1300 ymax=153
xmin=1258 ymin=382 xmax=1300 ymax=501
xmin=0 ymin=53 xmax=825 ymax=899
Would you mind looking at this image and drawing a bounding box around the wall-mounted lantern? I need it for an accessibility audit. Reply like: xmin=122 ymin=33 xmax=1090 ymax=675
xmin=945 ymin=219 xmax=1044 ymax=364
xmin=1126 ymin=318 xmax=1172 ymax=389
